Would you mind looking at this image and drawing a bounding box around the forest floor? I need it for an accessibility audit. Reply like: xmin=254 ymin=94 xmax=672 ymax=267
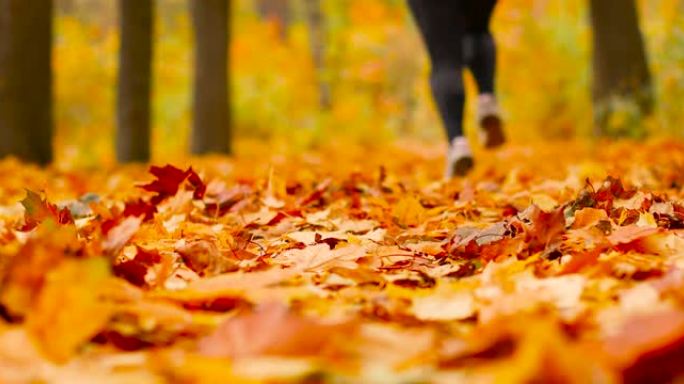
xmin=2 ymin=138 xmax=684 ymax=383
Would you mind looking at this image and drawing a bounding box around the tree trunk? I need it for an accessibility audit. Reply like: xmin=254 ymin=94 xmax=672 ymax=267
xmin=589 ymin=0 xmax=653 ymax=135
xmin=256 ymin=0 xmax=290 ymax=40
xmin=117 ymin=0 xmax=153 ymax=163
xmin=190 ymin=0 xmax=231 ymax=155
xmin=304 ymin=0 xmax=331 ymax=110
xmin=0 ymin=0 xmax=54 ymax=165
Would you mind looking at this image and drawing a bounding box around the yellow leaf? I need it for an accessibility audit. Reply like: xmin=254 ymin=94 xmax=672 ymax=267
xmin=636 ymin=212 xmax=658 ymax=228
xmin=530 ymin=194 xmax=559 ymax=212
xmin=392 ymin=195 xmax=425 ymax=227
xmin=411 ymin=292 xmax=475 ymax=321
xmin=26 ymin=258 xmax=113 ymax=363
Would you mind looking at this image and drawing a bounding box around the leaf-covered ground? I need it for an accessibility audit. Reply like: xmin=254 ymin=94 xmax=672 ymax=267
xmin=2 ymin=139 xmax=684 ymax=383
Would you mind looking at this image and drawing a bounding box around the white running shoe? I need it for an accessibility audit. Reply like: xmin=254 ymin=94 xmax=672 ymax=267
xmin=445 ymin=136 xmax=474 ymax=178
xmin=477 ymin=93 xmax=506 ymax=149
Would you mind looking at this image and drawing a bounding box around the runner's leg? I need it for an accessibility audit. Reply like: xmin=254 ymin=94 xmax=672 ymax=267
xmin=407 ymin=0 xmax=466 ymax=142
xmin=463 ymin=0 xmax=497 ymax=95
xmin=463 ymin=0 xmax=505 ymax=148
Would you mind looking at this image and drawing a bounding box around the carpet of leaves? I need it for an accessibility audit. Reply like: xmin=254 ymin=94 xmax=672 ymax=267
xmin=2 ymin=140 xmax=684 ymax=383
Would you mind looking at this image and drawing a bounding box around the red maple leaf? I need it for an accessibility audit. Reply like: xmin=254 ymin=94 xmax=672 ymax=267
xmin=112 ymin=259 xmax=148 ymax=287
xmin=112 ymin=246 xmax=162 ymax=287
xmin=139 ymin=165 xmax=207 ymax=205
xmin=141 ymin=165 xmax=189 ymax=204
xmin=123 ymin=199 xmax=157 ymax=221
xmin=297 ymin=178 xmax=332 ymax=207
xmin=187 ymin=167 xmax=206 ymax=200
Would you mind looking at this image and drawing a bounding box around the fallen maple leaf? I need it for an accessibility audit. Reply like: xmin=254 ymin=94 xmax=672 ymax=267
xmin=0 ymin=223 xmax=82 ymax=317
xmin=139 ymin=165 xmax=207 ymax=205
xmin=141 ymin=165 xmax=188 ymax=203
xmin=608 ymin=225 xmax=660 ymax=246
xmin=158 ymin=268 xmax=300 ymax=302
xmin=602 ymin=311 xmax=684 ymax=383
xmin=392 ymin=195 xmax=425 ymax=227
xmin=523 ymin=205 xmax=566 ymax=252
xmin=297 ymin=178 xmax=332 ymax=207
xmin=198 ymin=302 xmax=355 ymax=358
xmin=2 ymin=141 xmax=684 ymax=381
xmin=187 ymin=167 xmax=207 ymax=199
xmin=276 ymin=243 xmax=367 ymax=271
xmin=20 ymin=190 xmax=73 ymax=230
xmin=560 ymin=247 xmax=605 ymax=274
xmin=175 ymin=238 xmax=239 ymax=276
xmin=20 ymin=190 xmax=54 ymax=226
xmin=26 ymin=258 xmax=113 ymax=363
xmin=411 ymin=292 xmax=475 ymax=321
xmin=572 ymin=207 xmax=609 ymax=229
xmin=102 ymin=216 xmax=142 ymax=256
xmin=123 ymin=198 xmax=157 ymax=221
xmin=112 ymin=246 xmax=162 ymax=287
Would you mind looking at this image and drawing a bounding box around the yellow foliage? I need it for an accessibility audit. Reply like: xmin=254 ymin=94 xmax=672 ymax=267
xmin=26 ymin=258 xmax=113 ymax=363
xmin=52 ymin=0 xmax=684 ymax=168
xmin=392 ymin=195 xmax=425 ymax=227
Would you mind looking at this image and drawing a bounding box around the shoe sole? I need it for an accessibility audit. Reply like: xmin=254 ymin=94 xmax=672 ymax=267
xmin=481 ymin=115 xmax=505 ymax=149
xmin=452 ymin=156 xmax=474 ymax=177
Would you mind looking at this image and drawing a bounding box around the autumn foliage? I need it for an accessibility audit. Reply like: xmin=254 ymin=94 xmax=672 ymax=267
xmin=52 ymin=0 xmax=684 ymax=167
xmin=0 ymin=140 xmax=682 ymax=382
xmin=1 ymin=1 xmax=683 ymax=382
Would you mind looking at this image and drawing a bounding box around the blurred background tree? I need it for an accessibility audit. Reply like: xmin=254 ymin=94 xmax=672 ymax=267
xmin=256 ymin=0 xmax=290 ymax=40
xmin=117 ymin=0 xmax=153 ymax=162
xmin=304 ymin=0 xmax=331 ymax=110
xmin=590 ymin=0 xmax=653 ymax=138
xmin=190 ymin=0 xmax=231 ymax=155
xmin=0 ymin=0 xmax=54 ymax=165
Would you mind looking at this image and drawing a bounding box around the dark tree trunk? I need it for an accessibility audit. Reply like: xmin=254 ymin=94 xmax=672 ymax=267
xmin=117 ymin=0 xmax=153 ymax=163
xmin=304 ymin=0 xmax=331 ymax=110
xmin=0 ymin=0 xmax=54 ymax=165
xmin=589 ymin=0 xmax=653 ymax=135
xmin=190 ymin=0 xmax=231 ymax=155
xmin=256 ymin=0 xmax=290 ymax=40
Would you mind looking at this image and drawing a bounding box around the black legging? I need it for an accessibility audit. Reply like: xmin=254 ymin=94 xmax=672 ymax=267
xmin=408 ymin=0 xmax=497 ymax=141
